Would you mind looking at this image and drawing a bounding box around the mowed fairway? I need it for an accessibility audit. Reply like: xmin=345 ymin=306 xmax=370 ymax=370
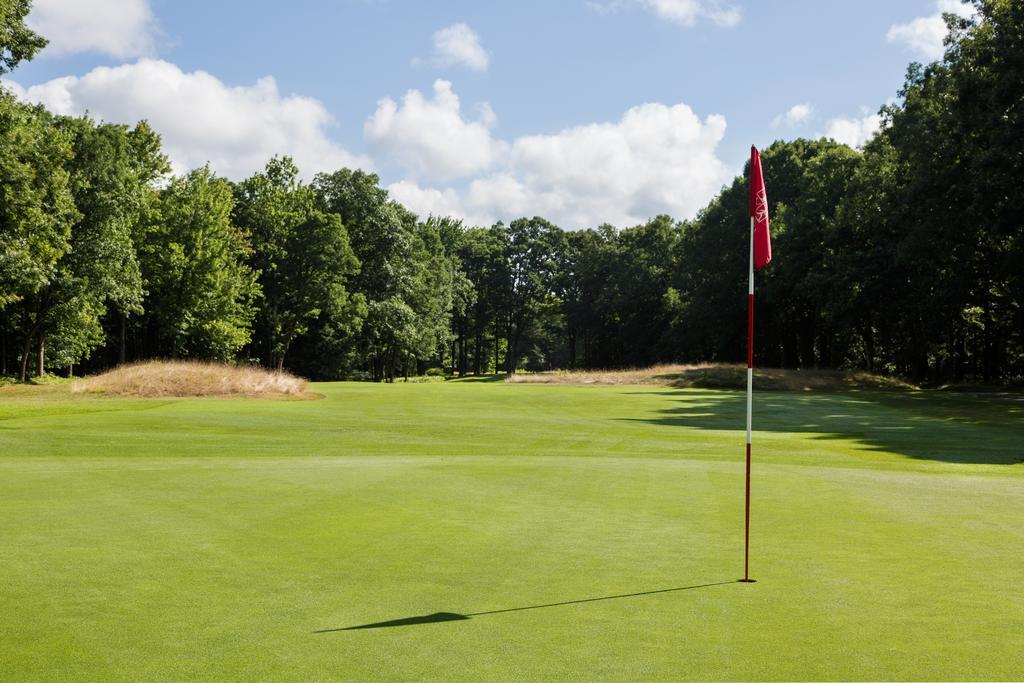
xmin=1 ymin=380 xmax=1022 ymax=680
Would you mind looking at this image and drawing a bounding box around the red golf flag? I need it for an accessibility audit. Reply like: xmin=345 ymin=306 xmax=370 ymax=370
xmin=749 ymin=146 xmax=772 ymax=270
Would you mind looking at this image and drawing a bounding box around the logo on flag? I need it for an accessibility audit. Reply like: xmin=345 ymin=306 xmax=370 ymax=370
xmin=753 ymin=187 xmax=768 ymax=225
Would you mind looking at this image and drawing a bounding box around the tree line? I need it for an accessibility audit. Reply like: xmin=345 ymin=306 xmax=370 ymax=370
xmin=1 ymin=0 xmax=1020 ymax=383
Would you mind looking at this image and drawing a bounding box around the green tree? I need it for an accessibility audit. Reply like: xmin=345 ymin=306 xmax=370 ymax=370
xmin=832 ymin=135 xmax=904 ymax=374
xmin=0 ymin=95 xmax=77 ymax=380
xmin=670 ymin=175 xmax=748 ymax=364
xmin=446 ymin=224 xmax=503 ymax=374
xmin=236 ymin=158 xmax=361 ymax=371
xmin=59 ymin=116 xmax=170 ymax=371
xmin=422 ymin=216 xmax=473 ymax=375
xmin=763 ymin=140 xmax=862 ymax=368
xmin=498 ymin=217 xmax=563 ymax=374
xmin=0 ymin=0 xmax=46 ymax=74
xmin=313 ymin=169 xmax=458 ymax=380
xmin=847 ymin=0 xmax=1024 ymax=381
xmin=140 ymin=166 xmax=259 ymax=360
xmin=607 ymin=216 xmax=681 ymax=366
xmin=672 ymin=139 xmax=861 ymax=369
xmin=4 ymin=115 xmax=172 ymax=379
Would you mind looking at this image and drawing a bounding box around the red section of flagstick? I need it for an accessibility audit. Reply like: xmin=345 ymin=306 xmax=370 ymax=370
xmin=745 ymin=442 xmax=751 ymax=581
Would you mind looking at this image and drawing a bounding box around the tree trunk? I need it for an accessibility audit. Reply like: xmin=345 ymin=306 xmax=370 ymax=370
xmin=506 ymin=333 xmax=514 ymax=375
xmin=953 ymin=326 xmax=966 ymax=382
xmin=817 ymin=330 xmax=829 ymax=369
xmin=474 ymin=332 xmax=482 ymax=375
xmin=862 ymin=323 xmax=875 ymax=374
xmin=37 ymin=333 xmax=45 ymax=377
xmin=800 ymin=320 xmax=815 ymax=368
xmin=507 ymin=328 xmax=519 ymax=375
xmin=982 ymin=302 xmax=997 ymax=383
xmin=120 ymin=312 xmax=127 ymax=364
xmin=20 ymin=335 xmax=32 ymax=383
xmin=911 ymin=317 xmax=928 ymax=382
xmin=275 ymin=335 xmax=292 ymax=372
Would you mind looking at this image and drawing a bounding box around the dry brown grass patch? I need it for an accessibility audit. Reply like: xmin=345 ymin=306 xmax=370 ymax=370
xmin=72 ymin=360 xmax=310 ymax=398
xmin=506 ymin=363 xmax=916 ymax=391
xmin=506 ymin=363 xmax=715 ymax=386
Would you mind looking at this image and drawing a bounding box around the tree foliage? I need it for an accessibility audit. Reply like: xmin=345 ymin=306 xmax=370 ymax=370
xmin=141 ymin=166 xmax=258 ymax=361
xmin=0 ymin=0 xmax=45 ymax=74
xmin=234 ymin=158 xmax=361 ymax=370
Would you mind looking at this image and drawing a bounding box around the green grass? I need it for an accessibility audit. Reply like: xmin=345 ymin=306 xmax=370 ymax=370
xmin=1 ymin=380 xmax=1022 ymax=680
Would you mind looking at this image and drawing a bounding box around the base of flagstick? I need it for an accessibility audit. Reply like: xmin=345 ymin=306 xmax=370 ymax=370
xmin=737 ymin=579 xmax=757 ymax=583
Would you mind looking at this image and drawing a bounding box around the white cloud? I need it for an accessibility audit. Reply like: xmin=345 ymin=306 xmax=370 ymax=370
xmin=772 ymin=103 xmax=813 ymax=128
xmin=5 ymin=59 xmax=370 ymax=180
xmin=644 ymin=0 xmax=742 ymax=26
xmin=364 ymin=79 xmax=506 ymax=181
xmin=420 ymin=23 xmax=489 ymax=72
xmin=386 ymin=91 xmax=732 ymax=229
xmin=387 ymin=180 xmax=468 ymax=221
xmin=27 ymin=0 xmax=158 ymax=58
xmin=824 ymin=111 xmax=883 ymax=148
xmin=588 ymin=0 xmax=741 ymax=27
xmin=886 ymin=0 xmax=975 ymax=61
xmin=492 ymin=102 xmax=729 ymax=227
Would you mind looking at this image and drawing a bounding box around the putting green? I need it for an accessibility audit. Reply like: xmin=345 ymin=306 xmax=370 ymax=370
xmin=1 ymin=381 xmax=1021 ymax=680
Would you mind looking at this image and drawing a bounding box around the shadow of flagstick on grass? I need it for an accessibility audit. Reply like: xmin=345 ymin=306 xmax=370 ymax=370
xmin=315 ymin=580 xmax=742 ymax=632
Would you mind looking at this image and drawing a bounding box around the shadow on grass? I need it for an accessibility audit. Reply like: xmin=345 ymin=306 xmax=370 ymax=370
xmin=622 ymin=390 xmax=1024 ymax=465
xmin=315 ymin=580 xmax=737 ymax=632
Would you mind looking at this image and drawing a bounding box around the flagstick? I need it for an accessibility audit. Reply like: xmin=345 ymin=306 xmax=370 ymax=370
xmin=742 ymin=215 xmax=756 ymax=583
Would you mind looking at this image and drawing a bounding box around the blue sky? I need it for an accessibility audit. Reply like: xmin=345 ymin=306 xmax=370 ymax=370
xmin=7 ymin=0 xmax=963 ymax=228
